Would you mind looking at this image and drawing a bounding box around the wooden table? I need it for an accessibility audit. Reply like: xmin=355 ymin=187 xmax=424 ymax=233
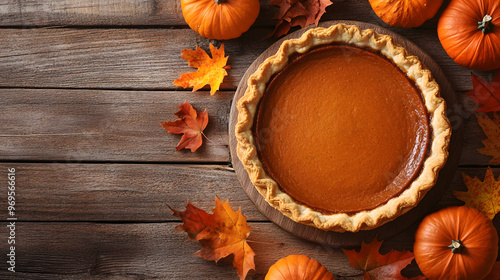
xmin=0 ymin=0 xmax=496 ymax=279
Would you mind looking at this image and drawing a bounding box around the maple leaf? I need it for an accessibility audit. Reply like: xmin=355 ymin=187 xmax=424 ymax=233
xmin=343 ymin=238 xmax=424 ymax=280
xmin=476 ymin=113 xmax=500 ymax=164
xmin=466 ymin=71 xmax=500 ymax=112
xmin=169 ymin=196 xmax=255 ymax=280
xmin=161 ymin=101 xmax=208 ymax=152
xmin=173 ymin=43 xmax=230 ymax=95
xmin=268 ymin=0 xmax=332 ymax=38
xmin=456 ymin=167 xmax=500 ymax=219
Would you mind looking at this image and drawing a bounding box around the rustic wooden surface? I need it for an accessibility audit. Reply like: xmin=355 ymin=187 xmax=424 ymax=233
xmin=0 ymin=0 xmax=498 ymax=279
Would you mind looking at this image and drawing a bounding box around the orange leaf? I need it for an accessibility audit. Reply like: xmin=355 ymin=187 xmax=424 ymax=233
xmin=477 ymin=113 xmax=500 ymax=164
xmin=343 ymin=238 xmax=423 ymax=280
xmin=484 ymin=261 xmax=500 ymax=280
xmin=456 ymin=167 xmax=500 ymax=219
xmin=161 ymin=101 xmax=208 ymax=152
xmin=268 ymin=0 xmax=332 ymax=37
xmin=173 ymin=43 xmax=230 ymax=95
xmin=169 ymin=196 xmax=255 ymax=280
xmin=466 ymin=71 xmax=500 ymax=112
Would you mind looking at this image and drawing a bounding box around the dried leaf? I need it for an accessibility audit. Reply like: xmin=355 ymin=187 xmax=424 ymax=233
xmin=477 ymin=113 xmax=500 ymax=164
xmin=169 ymin=196 xmax=255 ymax=280
xmin=456 ymin=167 xmax=500 ymax=219
xmin=173 ymin=43 xmax=230 ymax=95
xmin=343 ymin=238 xmax=423 ymax=280
xmin=161 ymin=101 xmax=208 ymax=152
xmin=268 ymin=0 xmax=332 ymax=37
xmin=466 ymin=71 xmax=500 ymax=112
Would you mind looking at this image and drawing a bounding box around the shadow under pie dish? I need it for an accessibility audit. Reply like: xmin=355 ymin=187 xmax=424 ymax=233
xmin=235 ymin=24 xmax=451 ymax=233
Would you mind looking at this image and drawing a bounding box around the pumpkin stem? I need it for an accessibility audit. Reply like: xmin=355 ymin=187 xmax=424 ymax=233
xmin=448 ymin=240 xmax=463 ymax=253
xmin=213 ymin=0 xmax=226 ymax=4
xmin=478 ymin=15 xmax=494 ymax=34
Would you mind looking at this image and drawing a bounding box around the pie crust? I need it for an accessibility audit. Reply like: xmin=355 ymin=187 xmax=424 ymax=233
xmin=235 ymin=24 xmax=451 ymax=232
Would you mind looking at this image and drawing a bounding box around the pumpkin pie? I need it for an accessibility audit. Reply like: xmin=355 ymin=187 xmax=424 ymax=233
xmin=235 ymin=24 xmax=451 ymax=232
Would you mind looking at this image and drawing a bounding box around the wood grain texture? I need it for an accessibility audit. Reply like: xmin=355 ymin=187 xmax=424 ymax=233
xmin=0 ymin=27 xmax=489 ymax=92
xmin=0 ymin=0 xmax=277 ymax=27
xmin=0 ymin=0 xmax=441 ymax=28
xmin=0 ymin=163 xmax=265 ymax=221
xmin=0 ymin=89 xmax=231 ymax=162
xmin=0 ymin=88 xmax=491 ymax=164
xmin=0 ymin=222 xmax=364 ymax=279
xmin=0 ymin=161 xmax=488 ymax=223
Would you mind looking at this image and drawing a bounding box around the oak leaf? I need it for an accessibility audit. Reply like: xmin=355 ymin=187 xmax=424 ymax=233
xmin=268 ymin=0 xmax=332 ymax=38
xmin=169 ymin=196 xmax=255 ymax=280
xmin=173 ymin=43 xmax=230 ymax=95
xmin=161 ymin=101 xmax=208 ymax=152
xmin=343 ymin=238 xmax=424 ymax=280
xmin=456 ymin=167 xmax=500 ymax=219
xmin=466 ymin=71 xmax=500 ymax=112
xmin=476 ymin=113 xmax=500 ymax=164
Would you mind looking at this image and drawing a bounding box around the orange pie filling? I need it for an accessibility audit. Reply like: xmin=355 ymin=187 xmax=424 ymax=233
xmin=254 ymin=45 xmax=430 ymax=214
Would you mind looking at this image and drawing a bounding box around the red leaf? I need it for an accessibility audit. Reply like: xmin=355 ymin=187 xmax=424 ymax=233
xmin=161 ymin=101 xmax=208 ymax=152
xmin=343 ymin=238 xmax=421 ymax=280
xmin=466 ymin=71 xmax=500 ymax=112
xmin=268 ymin=0 xmax=332 ymax=37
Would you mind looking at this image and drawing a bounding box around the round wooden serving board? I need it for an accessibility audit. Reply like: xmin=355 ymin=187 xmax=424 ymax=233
xmin=229 ymin=21 xmax=463 ymax=247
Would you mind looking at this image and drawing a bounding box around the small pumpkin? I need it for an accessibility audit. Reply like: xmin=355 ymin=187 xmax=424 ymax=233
xmin=180 ymin=0 xmax=260 ymax=40
xmin=438 ymin=0 xmax=500 ymax=71
xmin=368 ymin=0 xmax=444 ymax=28
xmin=265 ymin=255 xmax=335 ymax=280
xmin=414 ymin=206 xmax=498 ymax=280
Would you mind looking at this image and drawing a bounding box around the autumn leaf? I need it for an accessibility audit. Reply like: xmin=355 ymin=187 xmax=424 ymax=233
xmin=169 ymin=196 xmax=255 ymax=280
xmin=173 ymin=43 xmax=230 ymax=95
xmin=343 ymin=238 xmax=424 ymax=280
xmin=161 ymin=101 xmax=208 ymax=152
xmin=268 ymin=0 xmax=332 ymax=38
xmin=466 ymin=71 xmax=500 ymax=112
xmin=476 ymin=113 xmax=500 ymax=164
xmin=456 ymin=167 xmax=500 ymax=219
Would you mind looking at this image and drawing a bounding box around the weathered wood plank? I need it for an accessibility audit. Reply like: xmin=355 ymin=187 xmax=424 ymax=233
xmin=0 ymin=222 xmax=414 ymax=279
xmin=0 ymin=161 xmax=494 ymax=222
xmin=0 ymin=88 xmax=494 ymax=165
xmin=0 ymin=27 xmax=489 ymax=92
xmin=0 ymin=163 xmax=266 ymax=221
xmin=0 ymin=89 xmax=231 ymax=162
xmin=0 ymin=0 xmax=441 ymax=28
xmin=0 ymin=0 xmax=277 ymax=27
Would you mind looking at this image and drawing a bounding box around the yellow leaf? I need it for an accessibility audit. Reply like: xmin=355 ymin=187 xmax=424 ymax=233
xmin=477 ymin=113 xmax=500 ymax=164
xmin=173 ymin=43 xmax=230 ymax=95
xmin=456 ymin=167 xmax=500 ymax=219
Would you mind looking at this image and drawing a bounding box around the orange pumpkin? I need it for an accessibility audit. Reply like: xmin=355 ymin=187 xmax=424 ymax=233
xmin=438 ymin=0 xmax=500 ymax=71
xmin=265 ymin=255 xmax=335 ymax=280
xmin=414 ymin=206 xmax=498 ymax=280
xmin=180 ymin=0 xmax=260 ymax=40
xmin=368 ymin=0 xmax=444 ymax=28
